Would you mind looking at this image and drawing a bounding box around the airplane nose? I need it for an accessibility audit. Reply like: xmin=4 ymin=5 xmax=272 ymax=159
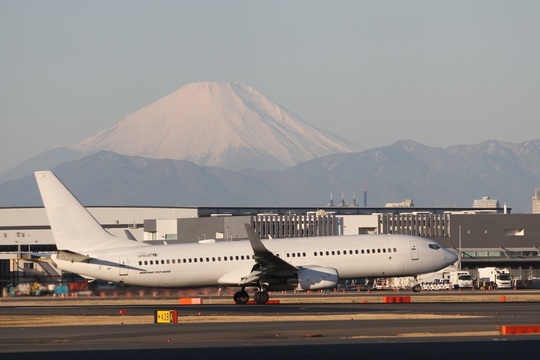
xmin=446 ymin=249 xmax=458 ymax=263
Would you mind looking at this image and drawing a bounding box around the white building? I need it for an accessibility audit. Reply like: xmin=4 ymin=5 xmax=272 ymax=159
xmin=533 ymin=188 xmax=540 ymax=214
xmin=473 ymin=196 xmax=499 ymax=209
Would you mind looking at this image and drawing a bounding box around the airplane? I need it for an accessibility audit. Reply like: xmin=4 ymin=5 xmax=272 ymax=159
xmin=34 ymin=170 xmax=458 ymax=304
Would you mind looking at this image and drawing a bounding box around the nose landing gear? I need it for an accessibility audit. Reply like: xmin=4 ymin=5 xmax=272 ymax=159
xmin=412 ymin=275 xmax=422 ymax=292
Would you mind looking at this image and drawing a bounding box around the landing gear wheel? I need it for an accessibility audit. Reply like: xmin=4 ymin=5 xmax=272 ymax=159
xmin=253 ymin=291 xmax=270 ymax=304
xmin=234 ymin=290 xmax=249 ymax=304
xmin=412 ymin=284 xmax=422 ymax=292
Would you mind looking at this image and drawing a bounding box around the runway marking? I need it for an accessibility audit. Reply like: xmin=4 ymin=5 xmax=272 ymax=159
xmin=349 ymin=331 xmax=501 ymax=339
xmin=0 ymin=313 xmax=482 ymax=327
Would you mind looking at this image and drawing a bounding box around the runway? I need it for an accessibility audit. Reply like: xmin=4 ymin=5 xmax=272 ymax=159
xmin=2 ymin=292 xmax=540 ymax=359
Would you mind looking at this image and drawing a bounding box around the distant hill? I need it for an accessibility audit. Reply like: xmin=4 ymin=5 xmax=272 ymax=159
xmin=1 ymin=139 xmax=539 ymax=212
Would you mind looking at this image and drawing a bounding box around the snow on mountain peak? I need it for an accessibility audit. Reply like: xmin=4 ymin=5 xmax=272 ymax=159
xmin=73 ymin=82 xmax=357 ymax=170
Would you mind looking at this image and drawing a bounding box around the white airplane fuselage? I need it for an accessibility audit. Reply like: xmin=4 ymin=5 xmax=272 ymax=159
xmin=52 ymin=234 xmax=455 ymax=289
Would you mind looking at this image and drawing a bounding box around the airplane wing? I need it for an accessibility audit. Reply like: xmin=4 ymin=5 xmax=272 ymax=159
xmin=239 ymin=224 xmax=298 ymax=286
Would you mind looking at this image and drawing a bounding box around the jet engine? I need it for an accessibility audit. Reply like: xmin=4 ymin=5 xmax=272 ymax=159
xmin=288 ymin=266 xmax=339 ymax=291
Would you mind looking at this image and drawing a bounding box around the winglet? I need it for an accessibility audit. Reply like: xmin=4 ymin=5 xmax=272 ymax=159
xmin=244 ymin=223 xmax=268 ymax=254
xmin=243 ymin=223 xmax=297 ymax=274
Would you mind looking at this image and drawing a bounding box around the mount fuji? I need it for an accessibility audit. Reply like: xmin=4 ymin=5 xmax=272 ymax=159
xmin=0 ymin=82 xmax=358 ymax=184
xmin=70 ymin=82 xmax=357 ymax=171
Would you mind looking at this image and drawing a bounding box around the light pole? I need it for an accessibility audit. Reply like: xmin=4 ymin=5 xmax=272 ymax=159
xmin=458 ymin=225 xmax=462 ymax=270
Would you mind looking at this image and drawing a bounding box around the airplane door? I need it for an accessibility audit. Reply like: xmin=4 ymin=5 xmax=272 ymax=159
xmin=409 ymin=241 xmax=419 ymax=260
xmin=119 ymin=256 xmax=128 ymax=276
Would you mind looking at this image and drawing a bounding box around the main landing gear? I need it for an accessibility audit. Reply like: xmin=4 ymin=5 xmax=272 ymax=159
xmin=233 ymin=289 xmax=249 ymax=304
xmin=233 ymin=287 xmax=270 ymax=305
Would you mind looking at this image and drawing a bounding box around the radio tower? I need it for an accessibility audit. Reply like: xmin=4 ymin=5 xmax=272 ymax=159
xmin=363 ymin=179 xmax=367 ymax=207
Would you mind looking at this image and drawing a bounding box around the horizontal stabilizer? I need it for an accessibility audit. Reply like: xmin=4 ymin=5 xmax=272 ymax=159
xmin=56 ymin=250 xmax=93 ymax=263
xmin=123 ymin=230 xmax=138 ymax=241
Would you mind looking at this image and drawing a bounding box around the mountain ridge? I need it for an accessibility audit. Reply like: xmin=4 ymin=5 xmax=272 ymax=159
xmin=0 ymin=139 xmax=538 ymax=213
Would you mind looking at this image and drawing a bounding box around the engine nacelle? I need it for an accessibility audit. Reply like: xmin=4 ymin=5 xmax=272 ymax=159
xmin=292 ymin=266 xmax=339 ymax=291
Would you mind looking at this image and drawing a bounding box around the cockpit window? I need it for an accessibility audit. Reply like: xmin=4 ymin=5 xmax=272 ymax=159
xmin=428 ymin=244 xmax=441 ymax=250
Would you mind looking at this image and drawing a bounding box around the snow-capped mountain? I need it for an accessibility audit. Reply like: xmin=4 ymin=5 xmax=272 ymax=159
xmin=71 ymin=82 xmax=357 ymax=170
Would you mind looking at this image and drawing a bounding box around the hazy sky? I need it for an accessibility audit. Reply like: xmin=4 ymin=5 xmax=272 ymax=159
xmin=2 ymin=1 xmax=540 ymax=174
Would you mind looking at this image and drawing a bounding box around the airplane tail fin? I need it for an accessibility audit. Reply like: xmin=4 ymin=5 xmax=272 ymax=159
xmin=34 ymin=171 xmax=142 ymax=253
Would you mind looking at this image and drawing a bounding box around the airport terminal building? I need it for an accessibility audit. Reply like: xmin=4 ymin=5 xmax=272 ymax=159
xmin=1 ymin=205 xmax=540 ymax=291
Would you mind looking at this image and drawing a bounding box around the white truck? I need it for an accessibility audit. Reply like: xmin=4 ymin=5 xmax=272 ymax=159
xmin=445 ymin=270 xmax=474 ymax=289
xmin=477 ymin=267 xmax=513 ymax=289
